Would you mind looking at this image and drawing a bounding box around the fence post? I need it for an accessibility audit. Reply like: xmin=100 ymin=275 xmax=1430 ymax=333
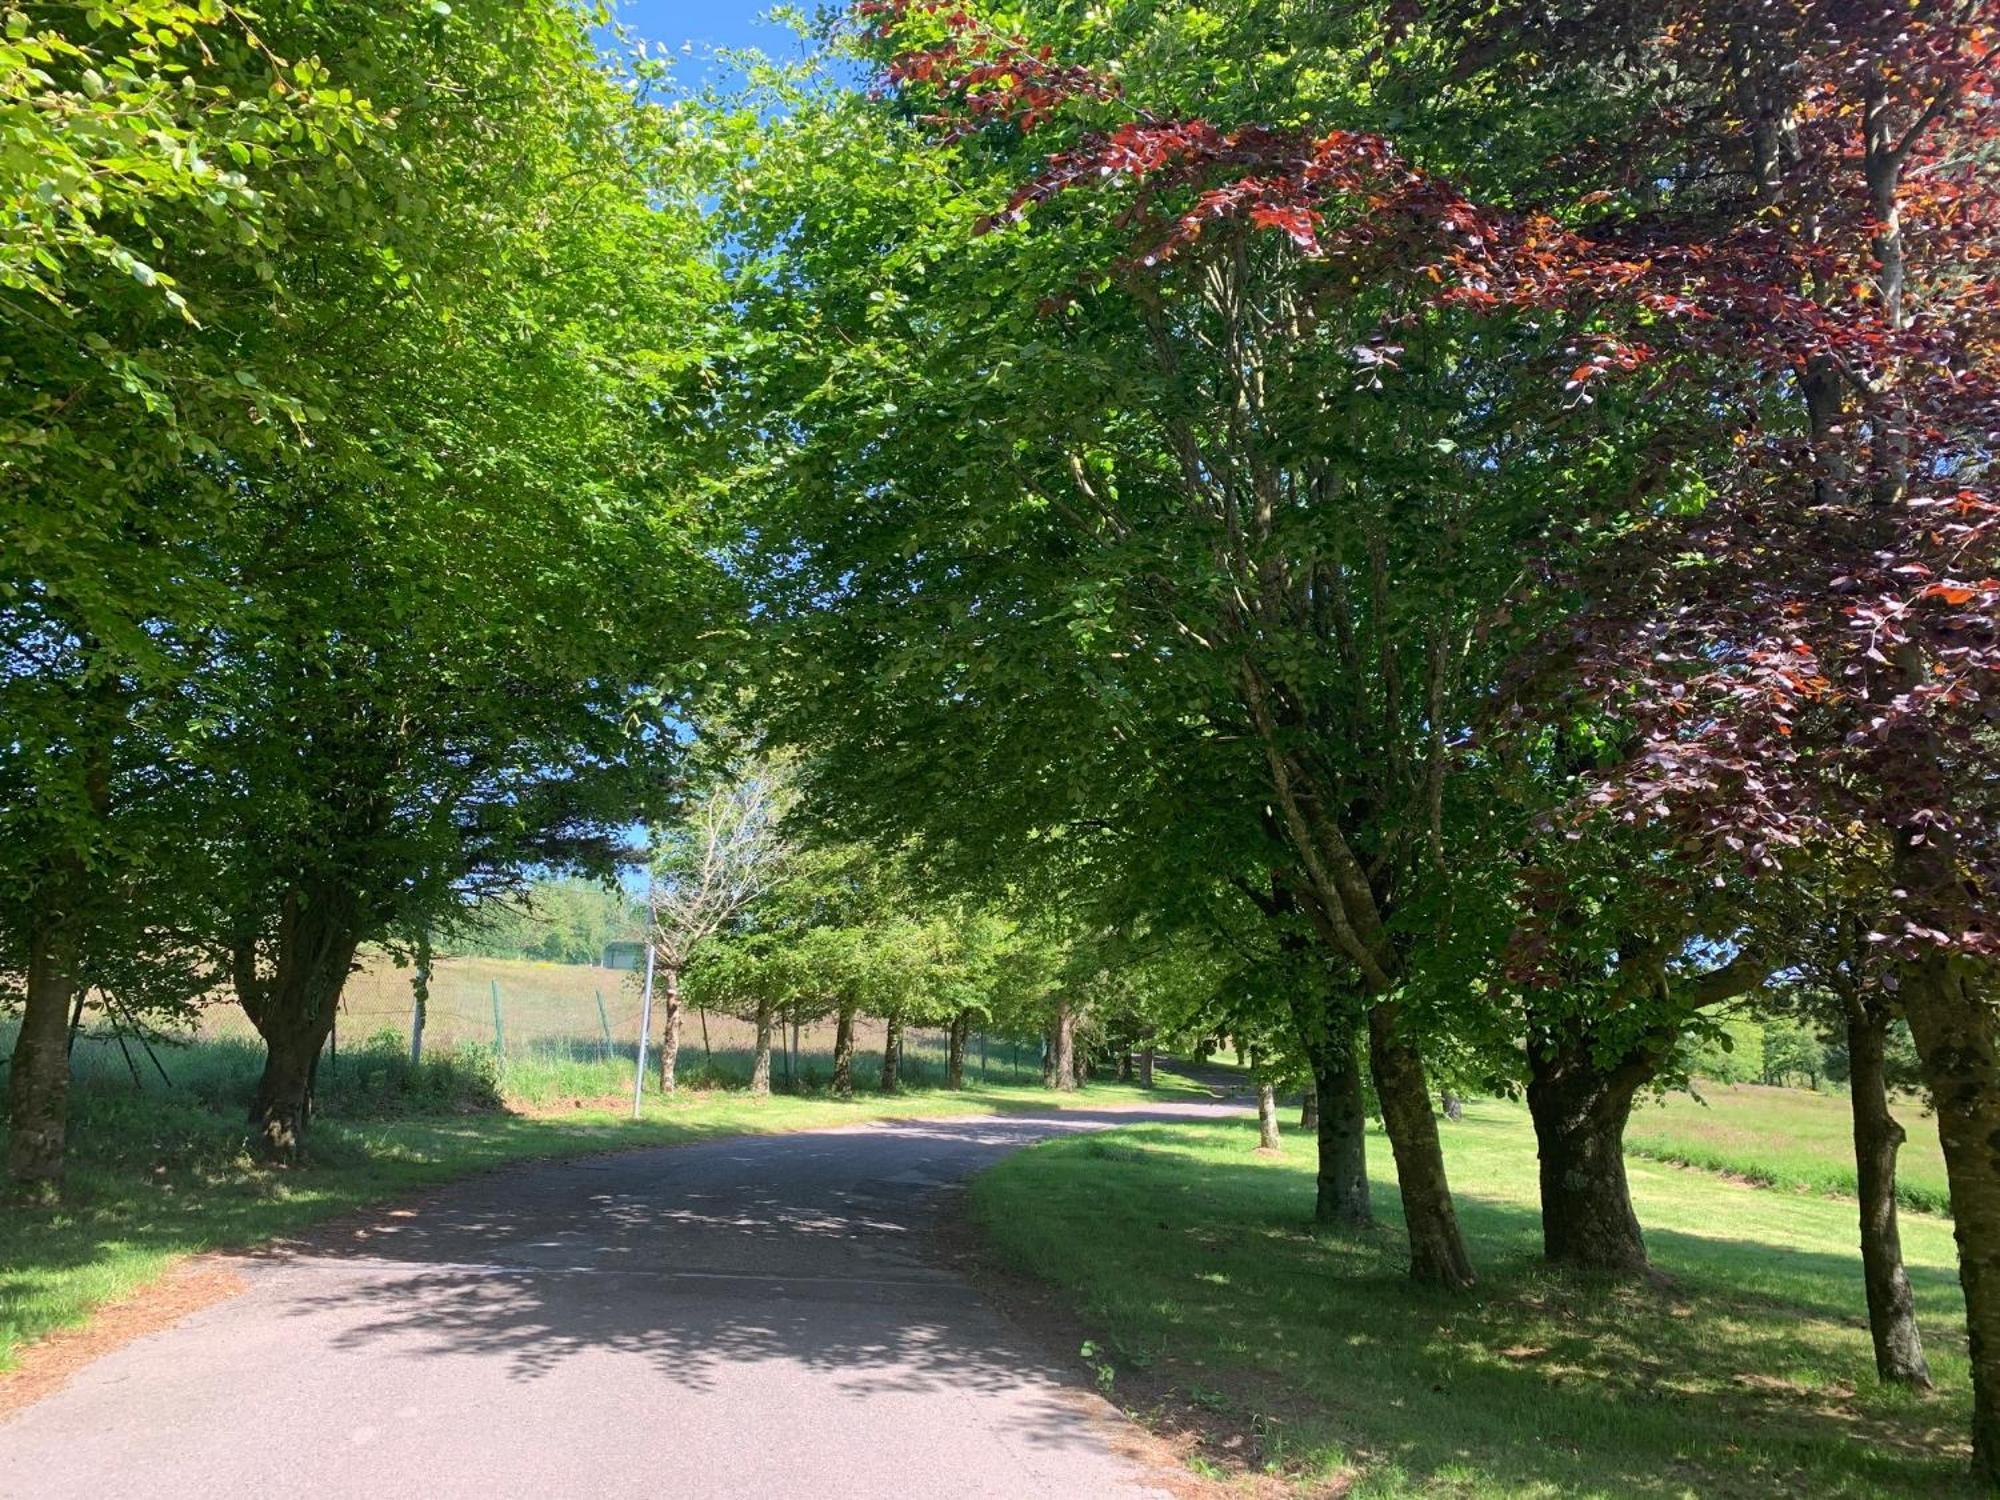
xmin=596 ymin=989 xmax=612 ymax=1059
xmin=490 ymin=979 xmax=505 ymax=1057
xmin=632 ymin=943 xmax=656 ymax=1120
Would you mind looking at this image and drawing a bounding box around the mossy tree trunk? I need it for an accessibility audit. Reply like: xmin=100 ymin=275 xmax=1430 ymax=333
xmin=832 ymin=998 xmax=857 ymax=1097
xmin=1051 ymin=1001 xmax=1077 ymax=1092
xmin=1370 ymin=1002 xmax=1474 ymax=1289
xmin=1313 ymin=1027 xmax=1370 ymax=1227
xmin=750 ymin=997 xmax=774 ymax=1096
xmin=1902 ymin=949 xmax=2000 ymax=1480
xmin=237 ymin=886 xmax=363 ymax=1161
xmin=1846 ymin=997 xmax=1932 ymax=1387
xmin=879 ymin=1015 xmax=902 ymax=1092
xmin=1525 ymin=1022 xmax=1656 ymax=1278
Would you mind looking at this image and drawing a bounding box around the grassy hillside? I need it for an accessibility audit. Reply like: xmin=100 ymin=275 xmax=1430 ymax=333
xmin=973 ymin=1104 xmax=1970 ymax=1499
xmin=1628 ymin=1081 xmax=1949 ymax=1215
xmin=184 ymin=951 xmax=1014 ymax=1083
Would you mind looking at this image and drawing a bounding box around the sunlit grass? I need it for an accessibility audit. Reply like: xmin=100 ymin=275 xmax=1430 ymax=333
xmin=972 ymin=1101 xmax=1971 ymax=1499
xmin=1628 ymin=1082 xmax=1950 ymax=1215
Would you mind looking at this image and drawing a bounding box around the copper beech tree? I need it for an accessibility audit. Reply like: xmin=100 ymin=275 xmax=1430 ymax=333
xmin=858 ymin=0 xmax=1997 ymax=1476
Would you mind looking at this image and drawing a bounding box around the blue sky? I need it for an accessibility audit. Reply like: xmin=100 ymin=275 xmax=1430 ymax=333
xmin=608 ymin=1 xmax=831 ymax=76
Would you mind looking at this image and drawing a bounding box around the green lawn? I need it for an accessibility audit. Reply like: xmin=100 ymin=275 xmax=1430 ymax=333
xmin=0 ymin=1038 xmax=1202 ymax=1374
xmin=970 ymin=1101 xmax=1970 ymax=1499
xmin=1626 ymin=1082 xmax=1950 ymax=1215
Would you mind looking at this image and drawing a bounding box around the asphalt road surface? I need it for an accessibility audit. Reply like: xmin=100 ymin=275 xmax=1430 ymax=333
xmin=2 ymin=1101 xmax=1238 ymax=1500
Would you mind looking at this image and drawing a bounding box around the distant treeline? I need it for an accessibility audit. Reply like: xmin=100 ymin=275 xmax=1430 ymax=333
xmin=441 ymin=879 xmax=642 ymax=967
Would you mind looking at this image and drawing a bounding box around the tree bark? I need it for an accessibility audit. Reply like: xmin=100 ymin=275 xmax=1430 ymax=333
xmin=1139 ymin=1045 xmax=1155 ymax=1089
xmin=750 ymin=998 xmax=774 ymax=1096
xmin=1369 ymin=1002 xmax=1474 ymax=1288
xmin=408 ymin=929 xmax=431 ymax=1069
xmin=1300 ymin=1074 xmax=1319 ymax=1130
xmin=657 ymin=965 xmax=683 ymax=1093
xmin=1257 ymin=1079 xmax=1281 ymax=1151
xmin=947 ymin=1010 xmax=969 ymax=1089
xmin=1847 ymin=1000 xmax=1932 ymax=1388
xmin=9 ymin=704 xmax=110 ymax=1194
xmin=879 ymin=1016 xmax=902 ymax=1092
xmin=238 ymin=889 xmax=362 ymax=1160
xmin=7 ymin=876 xmax=85 ymax=1193
xmin=1052 ymin=1001 xmax=1077 ymax=1092
xmin=1901 ymin=949 xmax=2000 ymax=1479
xmin=832 ymin=999 xmax=856 ymax=1097
xmin=1041 ymin=1029 xmax=1056 ymax=1086
xmin=1313 ymin=1027 xmax=1371 ymax=1227
xmin=1525 ymin=1025 xmax=1653 ymax=1278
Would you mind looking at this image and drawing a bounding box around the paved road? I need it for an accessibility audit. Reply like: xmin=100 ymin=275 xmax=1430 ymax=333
xmin=2 ymin=1102 xmax=1236 ymax=1500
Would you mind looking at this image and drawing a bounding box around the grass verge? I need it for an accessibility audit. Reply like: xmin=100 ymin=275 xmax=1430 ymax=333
xmin=969 ymin=1100 xmax=1970 ymax=1499
xmin=0 ymin=1037 xmax=1203 ymax=1376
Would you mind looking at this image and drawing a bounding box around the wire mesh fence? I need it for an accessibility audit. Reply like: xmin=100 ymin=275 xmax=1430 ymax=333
xmin=173 ymin=953 xmax=1056 ymax=1092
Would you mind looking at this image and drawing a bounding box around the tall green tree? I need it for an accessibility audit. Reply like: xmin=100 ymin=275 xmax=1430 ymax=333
xmin=3 ymin=2 xmax=374 ymax=1188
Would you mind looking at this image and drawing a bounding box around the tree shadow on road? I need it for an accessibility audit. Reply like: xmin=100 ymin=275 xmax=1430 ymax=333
xmin=255 ymin=1108 xmax=1237 ymax=1457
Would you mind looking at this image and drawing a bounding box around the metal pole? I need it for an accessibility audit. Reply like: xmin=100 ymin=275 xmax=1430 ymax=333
xmin=632 ymin=942 xmax=656 ymax=1120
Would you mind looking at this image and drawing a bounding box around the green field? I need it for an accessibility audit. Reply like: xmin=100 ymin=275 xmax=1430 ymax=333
xmin=1628 ymin=1082 xmax=1950 ymax=1216
xmin=0 ymin=1031 xmax=1200 ymax=1376
xmin=972 ymin=1103 xmax=1969 ymax=1499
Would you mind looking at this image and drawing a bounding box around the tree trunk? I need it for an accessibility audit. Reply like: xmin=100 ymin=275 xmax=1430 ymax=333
xmin=1052 ymin=1001 xmax=1077 ymax=1092
xmin=1369 ymin=1002 xmax=1475 ymax=1289
xmin=408 ymin=929 xmax=431 ymax=1069
xmin=239 ymin=892 xmax=362 ymax=1160
xmin=1901 ymin=949 xmax=2000 ymax=1480
xmin=247 ymin=1016 xmax=327 ymax=1159
xmin=1140 ymin=1045 xmax=1155 ymax=1089
xmin=832 ymin=999 xmax=857 ymax=1097
xmin=1257 ymin=1080 xmax=1281 ymax=1151
xmin=879 ymin=1016 xmax=902 ymax=1092
xmin=1300 ymin=1074 xmax=1319 ymax=1130
xmin=1041 ymin=1029 xmax=1056 ymax=1087
xmin=1117 ymin=1049 xmax=1132 ymax=1082
xmin=1847 ymin=1001 xmax=1932 ymax=1387
xmin=1314 ymin=1028 xmax=1371 ymax=1227
xmin=1440 ymin=1090 xmax=1464 ymax=1122
xmin=8 ymin=706 xmax=110 ymax=1194
xmin=657 ymin=965 xmax=683 ymax=1093
xmin=947 ymin=1010 xmax=969 ymax=1089
xmin=1525 ymin=1027 xmax=1653 ymax=1277
xmin=750 ymin=998 xmax=774 ymax=1096
xmin=7 ymin=879 xmax=85 ymax=1193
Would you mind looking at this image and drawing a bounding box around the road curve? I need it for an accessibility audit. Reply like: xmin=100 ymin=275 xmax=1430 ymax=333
xmin=2 ymin=1101 xmax=1239 ymax=1500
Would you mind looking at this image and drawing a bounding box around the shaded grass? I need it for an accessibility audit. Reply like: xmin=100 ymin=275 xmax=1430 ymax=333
xmin=1628 ymin=1082 xmax=1950 ymax=1216
xmin=970 ymin=1100 xmax=1971 ymax=1499
xmin=0 ymin=1035 xmax=1204 ymax=1373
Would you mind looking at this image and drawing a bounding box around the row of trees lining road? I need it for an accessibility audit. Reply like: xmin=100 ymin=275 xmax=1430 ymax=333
xmin=639 ymin=756 xmax=1216 ymax=1098
xmin=701 ymin=0 xmax=1998 ymax=1480
xmin=4 ymin=2 xmax=720 ymax=1173
xmin=5 ymin=0 xmax=1997 ymax=1487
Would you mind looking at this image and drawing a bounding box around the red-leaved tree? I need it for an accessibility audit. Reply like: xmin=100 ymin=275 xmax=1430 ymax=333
xmin=860 ymin=0 xmax=1998 ymax=1476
